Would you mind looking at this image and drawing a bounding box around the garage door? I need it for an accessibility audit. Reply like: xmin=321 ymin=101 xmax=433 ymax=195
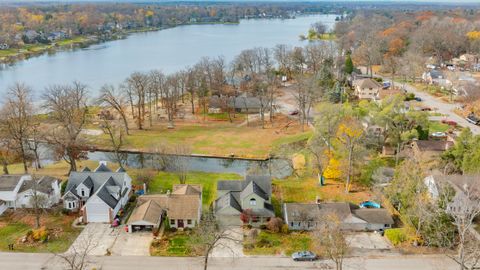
xmin=217 ymin=215 xmax=242 ymax=228
xmin=86 ymin=199 xmax=110 ymax=223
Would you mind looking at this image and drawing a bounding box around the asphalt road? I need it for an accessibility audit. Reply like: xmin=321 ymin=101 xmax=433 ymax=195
xmin=0 ymin=252 xmax=459 ymax=270
xmin=385 ymin=79 xmax=480 ymax=135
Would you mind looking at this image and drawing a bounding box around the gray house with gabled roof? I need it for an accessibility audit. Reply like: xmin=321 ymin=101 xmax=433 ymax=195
xmin=215 ymin=175 xmax=275 ymax=227
xmin=62 ymin=162 xmax=132 ymax=223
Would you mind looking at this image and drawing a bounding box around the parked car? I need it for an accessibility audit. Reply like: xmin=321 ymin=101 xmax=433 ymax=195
xmin=431 ymin=132 xmax=447 ymax=138
xmin=467 ymin=114 xmax=480 ymax=125
xmin=421 ymin=107 xmax=432 ymax=111
xmin=441 ymin=119 xmax=457 ymax=127
xmin=414 ymin=97 xmax=422 ymax=102
xmin=359 ymin=201 xmax=381 ymax=209
xmin=292 ymin=251 xmax=318 ymax=261
xmin=289 ymin=109 xmax=299 ymax=116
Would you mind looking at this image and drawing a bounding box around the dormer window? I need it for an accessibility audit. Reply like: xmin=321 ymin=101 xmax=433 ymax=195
xmin=249 ymin=198 xmax=257 ymax=206
xmin=81 ymin=189 xmax=86 ymax=197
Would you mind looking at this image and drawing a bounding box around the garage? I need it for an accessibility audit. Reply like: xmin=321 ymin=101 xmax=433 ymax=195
xmin=127 ymin=200 xmax=164 ymax=233
xmin=84 ymin=196 xmax=112 ymax=223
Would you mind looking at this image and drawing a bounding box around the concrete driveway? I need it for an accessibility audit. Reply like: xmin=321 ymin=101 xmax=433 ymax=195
xmin=68 ymin=223 xmax=119 ymax=256
xmin=346 ymin=232 xmax=392 ymax=250
xmin=111 ymin=230 xmax=152 ymax=256
xmin=211 ymin=227 xmax=244 ymax=258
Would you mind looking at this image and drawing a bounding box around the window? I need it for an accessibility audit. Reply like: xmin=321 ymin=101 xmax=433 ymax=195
xmin=187 ymin=219 xmax=192 ymax=225
xmin=170 ymin=219 xmax=175 ymax=225
xmin=249 ymin=198 xmax=257 ymax=206
xmin=81 ymin=189 xmax=85 ymax=197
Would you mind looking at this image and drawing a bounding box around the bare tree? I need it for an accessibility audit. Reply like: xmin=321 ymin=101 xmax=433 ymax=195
xmin=100 ymin=119 xmax=127 ymax=169
xmin=188 ymin=212 xmax=240 ymax=270
xmin=313 ymin=213 xmax=349 ymax=270
xmin=99 ymin=84 xmax=130 ymax=135
xmin=56 ymin=229 xmax=99 ymax=270
xmin=1 ymin=82 xmax=34 ymax=173
xmin=447 ymin=185 xmax=480 ymax=270
xmin=43 ymin=82 xmax=89 ymax=173
xmin=152 ymin=142 xmax=191 ymax=184
xmin=123 ymin=72 xmax=149 ymax=130
xmin=29 ymin=175 xmax=50 ymax=229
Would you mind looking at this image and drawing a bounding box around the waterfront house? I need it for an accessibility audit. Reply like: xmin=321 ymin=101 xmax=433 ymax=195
xmin=283 ymin=202 xmax=394 ymax=231
xmin=62 ymin=162 xmax=132 ymax=223
xmin=214 ymin=175 xmax=275 ymax=227
xmin=127 ymin=184 xmax=202 ymax=232
xmin=0 ymin=174 xmax=61 ymax=215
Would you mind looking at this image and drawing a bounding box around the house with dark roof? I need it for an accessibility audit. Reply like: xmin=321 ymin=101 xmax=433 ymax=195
xmin=283 ymin=202 xmax=394 ymax=231
xmin=127 ymin=184 xmax=202 ymax=232
xmin=411 ymin=139 xmax=454 ymax=159
xmin=208 ymin=95 xmax=265 ymax=114
xmin=62 ymin=162 xmax=132 ymax=223
xmin=214 ymin=175 xmax=275 ymax=227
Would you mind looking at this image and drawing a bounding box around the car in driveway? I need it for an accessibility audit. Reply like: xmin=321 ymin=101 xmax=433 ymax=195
xmin=292 ymin=251 xmax=317 ymax=261
xmin=289 ymin=109 xmax=299 ymax=116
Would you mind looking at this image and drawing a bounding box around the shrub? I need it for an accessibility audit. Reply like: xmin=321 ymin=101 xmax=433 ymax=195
xmin=30 ymin=227 xmax=49 ymax=242
xmin=259 ymin=224 xmax=267 ymax=230
xmin=385 ymin=228 xmax=407 ymax=246
xmin=266 ymin=217 xmax=284 ymax=233
xmin=281 ymin=224 xmax=289 ymax=234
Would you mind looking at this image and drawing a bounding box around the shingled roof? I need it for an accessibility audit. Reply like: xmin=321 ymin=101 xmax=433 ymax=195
xmin=128 ymin=200 xmax=164 ymax=225
xmin=0 ymin=175 xmax=24 ymax=191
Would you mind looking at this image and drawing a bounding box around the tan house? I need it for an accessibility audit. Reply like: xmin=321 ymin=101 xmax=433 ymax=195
xmin=352 ymin=78 xmax=383 ymax=100
xmin=127 ymin=184 xmax=202 ymax=232
xmin=411 ymin=140 xmax=454 ymax=159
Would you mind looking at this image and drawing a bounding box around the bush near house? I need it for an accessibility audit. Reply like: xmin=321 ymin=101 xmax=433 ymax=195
xmin=385 ymin=228 xmax=407 ymax=245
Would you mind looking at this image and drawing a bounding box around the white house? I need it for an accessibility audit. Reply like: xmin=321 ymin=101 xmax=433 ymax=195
xmin=0 ymin=175 xmax=29 ymax=211
xmin=16 ymin=176 xmax=61 ymax=208
xmin=62 ymin=162 xmax=132 ymax=223
xmin=0 ymin=174 xmax=61 ymax=215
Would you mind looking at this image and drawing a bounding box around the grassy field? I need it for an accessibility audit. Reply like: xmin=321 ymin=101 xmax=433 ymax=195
xmin=148 ymin=171 xmax=242 ymax=208
xmin=244 ymin=230 xmax=311 ymax=256
xmin=0 ymin=211 xmax=81 ymax=253
xmin=273 ymin=176 xmax=373 ymax=206
xmin=150 ymin=231 xmax=194 ymax=256
xmin=87 ymin=115 xmax=311 ymax=159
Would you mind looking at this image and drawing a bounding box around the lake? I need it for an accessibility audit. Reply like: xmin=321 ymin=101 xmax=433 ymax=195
xmin=0 ymin=14 xmax=337 ymax=97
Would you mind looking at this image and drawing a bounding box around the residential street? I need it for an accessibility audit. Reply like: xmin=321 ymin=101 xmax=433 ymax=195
xmin=382 ymin=78 xmax=480 ymax=135
xmin=0 ymin=252 xmax=459 ymax=270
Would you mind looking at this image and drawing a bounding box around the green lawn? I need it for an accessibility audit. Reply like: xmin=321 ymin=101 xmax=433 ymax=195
xmin=244 ymin=230 xmax=311 ymax=255
xmin=273 ymin=176 xmax=372 ymax=205
xmin=429 ymin=121 xmax=451 ymax=133
xmin=87 ymin=118 xmax=311 ymax=159
xmin=147 ymin=171 xmax=242 ymax=208
xmin=0 ymin=213 xmax=81 ymax=253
